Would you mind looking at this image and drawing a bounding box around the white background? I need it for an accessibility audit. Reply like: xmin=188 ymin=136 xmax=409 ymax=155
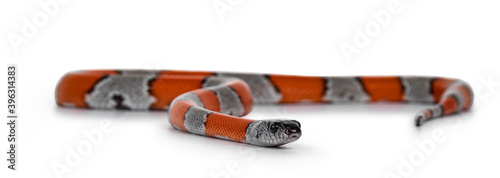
xmin=1 ymin=0 xmax=499 ymax=177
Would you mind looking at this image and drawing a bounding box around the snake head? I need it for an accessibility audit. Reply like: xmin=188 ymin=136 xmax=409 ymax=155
xmin=245 ymin=119 xmax=302 ymax=147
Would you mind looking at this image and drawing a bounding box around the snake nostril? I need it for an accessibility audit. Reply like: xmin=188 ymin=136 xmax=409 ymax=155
xmin=290 ymin=126 xmax=301 ymax=133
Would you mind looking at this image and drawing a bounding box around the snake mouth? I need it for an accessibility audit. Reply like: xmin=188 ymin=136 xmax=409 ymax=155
xmin=260 ymin=137 xmax=301 ymax=146
xmin=256 ymin=132 xmax=302 ymax=146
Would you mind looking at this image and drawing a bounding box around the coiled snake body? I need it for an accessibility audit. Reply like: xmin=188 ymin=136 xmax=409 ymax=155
xmin=56 ymin=70 xmax=473 ymax=146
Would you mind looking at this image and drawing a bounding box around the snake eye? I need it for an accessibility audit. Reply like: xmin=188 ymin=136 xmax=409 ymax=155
xmin=269 ymin=123 xmax=280 ymax=133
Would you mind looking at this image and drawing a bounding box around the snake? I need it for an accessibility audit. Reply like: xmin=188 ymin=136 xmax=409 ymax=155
xmin=55 ymin=70 xmax=473 ymax=146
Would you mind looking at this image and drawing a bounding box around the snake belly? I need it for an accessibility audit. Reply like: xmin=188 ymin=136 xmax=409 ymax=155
xmin=55 ymin=70 xmax=473 ymax=146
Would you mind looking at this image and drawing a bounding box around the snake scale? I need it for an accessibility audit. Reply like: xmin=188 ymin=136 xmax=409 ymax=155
xmin=55 ymin=70 xmax=473 ymax=146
